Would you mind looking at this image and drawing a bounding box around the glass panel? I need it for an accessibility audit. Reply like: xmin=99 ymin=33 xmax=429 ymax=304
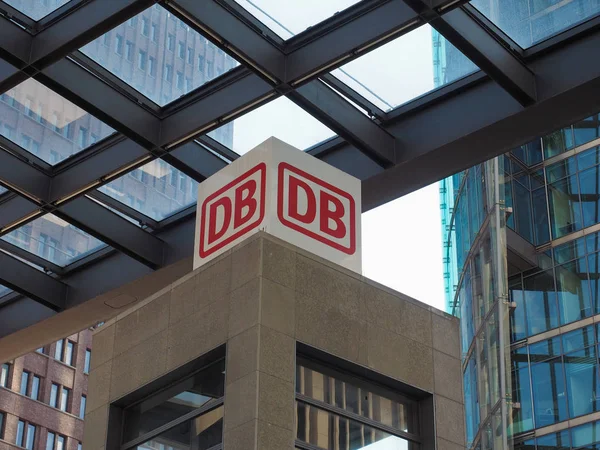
xmin=133 ymin=406 xmax=223 ymax=450
xmin=529 ymin=336 xmax=561 ymax=363
xmin=234 ymin=0 xmax=362 ymax=39
xmin=0 ymin=79 xmax=114 ymax=164
xmin=578 ymin=165 xmax=600 ymax=228
xmin=25 ymin=425 xmax=35 ymax=450
xmin=555 ymin=258 xmax=593 ymax=324
xmin=50 ymin=383 xmax=58 ymax=408
xmin=546 ymin=156 xmax=578 ymax=183
xmin=554 ymin=235 xmax=586 ymax=264
xmin=2 ymin=0 xmax=71 ymax=20
xmin=296 ymin=362 xmax=416 ymax=434
xmin=56 ymin=436 xmax=64 ymax=450
xmin=562 ymin=325 xmax=595 ymax=352
xmin=564 ymin=346 xmax=600 ymax=418
xmin=590 ymin=252 xmax=600 ymax=314
xmin=571 ymin=420 xmax=600 ymax=448
xmin=80 ymin=6 xmax=240 ymax=106
xmin=54 ymin=339 xmax=63 ymax=361
xmin=80 ymin=396 xmax=86 ymax=419
xmin=543 ymin=127 xmax=574 ymax=159
xmin=547 ymin=175 xmax=582 ymax=239
xmin=208 ymin=97 xmax=335 ymax=156
xmin=532 ymin=187 xmax=551 ymax=245
xmin=46 ymin=432 xmax=55 ymax=450
xmin=1 ymin=363 xmax=9 ymax=387
xmin=65 ymin=341 xmax=74 ymax=366
xmin=536 ymin=430 xmax=570 ymax=450
xmin=84 ymin=349 xmax=91 ymax=374
xmin=530 ymin=357 xmax=567 ymax=427
xmin=1 ymin=214 xmax=106 ymax=267
xmin=60 ymin=387 xmax=69 ymax=412
xmin=31 ymin=375 xmax=40 ymax=400
xmin=574 ymin=115 xmax=600 ymax=147
xmin=523 ymin=270 xmax=558 ymax=336
xmin=331 ymin=26 xmax=477 ymax=112
xmin=123 ymin=360 xmax=225 ymax=442
xmin=577 ymin=146 xmax=600 ymax=171
xmin=16 ymin=420 xmax=24 ymax=447
xmin=20 ymin=371 xmax=28 ymax=395
xmin=97 ymin=159 xmax=199 ymax=221
xmin=512 ymin=365 xmax=534 ymax=434
xmin=470 ymin=0 xmax=600 ymax=49
xmin=296 ymin=402 xmax=416 ymax=450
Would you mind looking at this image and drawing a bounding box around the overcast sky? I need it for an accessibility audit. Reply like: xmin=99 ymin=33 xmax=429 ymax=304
xmin=223 ymin=2 xmax=446 ymax=313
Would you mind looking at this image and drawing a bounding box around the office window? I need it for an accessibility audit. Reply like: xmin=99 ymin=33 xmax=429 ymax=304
xmin=56 ymin=436 xmax=64 ymax=450
xmin=151 ymin=23 xmax=158 ymax=42
xmin=141 ymin=17 xmax=149 ymax=36
xmin=16 ymin=421 xmax=35 ymax=450
xmin=36 ymin=347 xmax=44 ymax=354
xmin=60 ymin=387 xmax=69 ymax=412
xmin=198 ymin=54 xmax=204 ymax=71
xmin=25 ymin=424 xmax=35 ymax=450
xmin=115 ymin=34 xmax=123 ymax=55
xmin=1 ymin=363 xmax=9 ymax=388
xmin=31 ymin=375 xmax=40 ymax=401
xmin=185 ymin=77 xmax=192 ymax=92
xmin=170 ymin=168 xmax=178 ymax=186
xmin=65 ymin=341 xmax=74 ymax=366
xmin=178 ymin=41 xmax=184 ymax=59
xmin=127 ymin=16 xmax=137 ymax=27
xmin=20 ymin=371 xmax=29 ymax=395
xmin=179 ymin=173 xmax=186 ymax=191
xmin=78 ymin=127 xmax=88 ymax=148
xmin=23 ymin=97 xmax=32 ymax=116
xmin=138 ymin=50 xmax=147 ymax=71
xmin=206 ymin=60 xmax=213 ymax=78
xmin=164 ymin=64 xmax=173 ymax=82
xmin=84 ymin=349 xmax=91 ymax=374
xmin=55 ymin=339 xmax=64 ymax=360
xmin=187 ymin=47 xmax=192 ymax=64
xmin=16 ymin=420 xmax=25 ymax=447
xmin=90 ymin=134 xmax=99 ymax=145
xmin=80 ymin=395 xmax=86 ymax=419
xmin=176 ymin=71 xmax=183 ymax=90
xmin=49 ymin=383 xmax=59 ymax=408
xmin=0 ymin=412 xmax=4 ymax=439
xmin=103 ymin=32 xmax=110 ymax=46
xmin=148 ymin=56 xmax=156 ymax=77
xmin=46 ymin=432 xmax=55 ymax=450
xmin=125 ymin=41 xmax=134 ymax=61
xmin=167 ymin=33 xmax=175 ymax=51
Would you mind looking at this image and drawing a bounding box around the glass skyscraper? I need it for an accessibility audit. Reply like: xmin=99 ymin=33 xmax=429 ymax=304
xmin=438 ymin=1 xmax=600 ymax=448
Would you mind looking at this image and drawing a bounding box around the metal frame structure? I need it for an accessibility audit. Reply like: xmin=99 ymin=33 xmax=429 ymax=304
xmin=0 ymin=0 xmax=599 ymax=338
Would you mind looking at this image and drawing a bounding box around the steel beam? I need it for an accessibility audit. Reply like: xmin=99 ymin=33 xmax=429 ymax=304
xmin=0 ymin=15 xmax=31 ymax=67
xmin=172 ymin=0 xmax=286 ymax=82
xmin=0 ymin=251 xmax=67 ymax=310
xmin=0 ymin=195 xmax=39 ymax=231
xmin=290 ymin=80 xmax=398 ymax=166
xmin=0 ymin=298 xmax=57 ymax=343
xmin=430 ymin=7 xmax=536 ymax=106
xmin=0 ymin=148 xmax=50 ymax=202
xmin=164 ymin=142 xmax=229 ymax=181
xmin=55 ymin=196 xmax=165 ymax=269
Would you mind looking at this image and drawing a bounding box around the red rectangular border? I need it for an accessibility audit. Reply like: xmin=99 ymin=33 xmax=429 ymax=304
xmin=277 ymin=162 xmax=356 ymax=255
xmin=199 ymin=163 xmax=266 ymax=258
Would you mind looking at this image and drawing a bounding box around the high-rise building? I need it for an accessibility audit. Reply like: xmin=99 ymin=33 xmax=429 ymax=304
xmin=0 ymin=3 xmax=236 ymax=270
xmin=0 ymin=329 xmax=92 ymax=449
xmin=440 ymin=38 xmax=600 ymax=450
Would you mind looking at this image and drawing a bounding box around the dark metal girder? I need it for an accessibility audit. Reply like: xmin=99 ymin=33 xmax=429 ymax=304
xmin=429 ymin=7 xmax=537 ymax=106
xmin=0 ymin=15 xmax=32 ymax=68
xmin=0 ymin=251 xmax=67 ymax=310
xmin=164 ymin=142 xmax=229 ymax=181
xmin=0 ymin=298 xmax=57 ymax=341
xmin=0 ymin=147 xmax=50 ymax=202
xmin=55 ymin=196 xmax=165 ymax=269
xmin=290 ymin=80 xmax=398 ymax=166
xmin=0 ymin=195 xmax=40 ymax=231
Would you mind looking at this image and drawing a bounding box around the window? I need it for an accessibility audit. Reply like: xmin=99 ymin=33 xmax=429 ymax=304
xmin=148 ymin=56 xmax=156 ymax=77
xmin=178 ymin=41 xmax=185 ymax=59
xmin=64 ymin=120 xmax=74 ymax=140
xmin=125 ymin=41 xmax=134 ymax=61
xmin=78 ymin=127 xmax=88 ymax=148
xmin=0 ymin=412 xmax=4 ymax=439
xmin=187 ymin=47 xmax=193 ymax=64
xmin=36 ymin=347 xmax=44 ymax=354
xmin=65 ymin=341 xmax=74 ymax=366
xmin=54 ymin=339 xmax=64 ymax=361
xmin=185 ymin=77 xmax=192 ymax=92
xmin=80 ymin=395 xmax=86 ymax=419
xmin=141 ymin=17 xmax=149 ymax=36
xmin=90 ymin=134 xmax=99 ymax=145
xmin=31 ymin=375 xmax=40 ymax=401
xmin=16 ymin=421 xmax=35 ymax=450
xmin=77 ymin=443 xmax=81 ymax=450
xmin=167 ymin=33 xmax=175 ymax=51
xmin=84 ymin=349 xmax=91 ymax=374
xmin=60 ymin=387 xmax=69 ymax=412
xmin=20 ymin=371 xmax=29 ymax=395
xmin=103 ymin=32 xmax=110 ymax=46
xmin=16 ymin=420 xmax=24 ymax=447
xmin=179 ymin=173 xmax=186 ymax=191
xmin=151 ymin=23 xmax=158 ymax=42
xmin=46 ymin=432 xmax=55 ymax=450
xmin=176 ymin=71 xmax=184 ymax=90
xmin=138 ymin=50 xmax=147 ymax=71
xmin=170 ymin=168 xmax=178 ymax=186
xmin=164 ymin=64 xmax=173 ymax=82
xmin=127 ymin=16 xmax=137 ymax=27
xmin=206 ymin=60 xmax=213 ymax=78
xmin=115 ymin=34 xmax=123 ymax=55
xmin=49 ymin=383 xmax=59 ymax=408
xmin=120 ymin=358 xmax=224 ymax=445
xmin=1 ymin=363 xmax=9 ymax=388
xmin=198 ymin=54 xmax=204 ymax=71
xmin=295 ymin=357 xmax=420 ymax=449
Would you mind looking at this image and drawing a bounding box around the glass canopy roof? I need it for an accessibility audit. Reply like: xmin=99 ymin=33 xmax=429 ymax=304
xmin=0 ymin=284 xmax=11 ymax=298
xmin=234 ymin=0 xmax=363 ymax=39
xmin=208 ymin=97 xmax=336 ymax=156
xmin=0 ymin=78 xmax=115 ymax=165
xmin=2 ymin=0 xmax=71 ymax=20
xmin=471 ymin=0 xmax=600 ymax=48
xmin=1 ymin=214 xmax=106 ymax=267
xmin=97 ymin=158 xmax=198 ymax=221
xmin=80 ymin=5 xmax=240 ymax=107
xmin=331 ymin=26 xmax=478 ymax=112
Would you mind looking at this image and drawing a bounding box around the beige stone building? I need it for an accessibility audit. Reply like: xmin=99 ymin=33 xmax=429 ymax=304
xmin=84 ymin=232 xmax=465 ymax=450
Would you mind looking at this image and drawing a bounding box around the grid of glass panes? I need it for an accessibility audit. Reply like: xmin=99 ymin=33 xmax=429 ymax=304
xmin=295 ymin=358 xmax=419 ymax=450
xmin=121 ymin=359 xmax=225 ymax=450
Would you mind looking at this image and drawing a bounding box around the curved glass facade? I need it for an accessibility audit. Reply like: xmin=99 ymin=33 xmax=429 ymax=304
xmin=443 ymin=113 xmax=600 ymax=450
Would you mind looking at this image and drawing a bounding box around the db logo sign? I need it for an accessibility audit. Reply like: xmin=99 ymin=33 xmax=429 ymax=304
xmin=194 ymin=138 xmax=361 ymax=273
xmin=199 ymin=163 xmax=266 ymax=258
xmin=277 ymin=163 xmax=355 ymax=255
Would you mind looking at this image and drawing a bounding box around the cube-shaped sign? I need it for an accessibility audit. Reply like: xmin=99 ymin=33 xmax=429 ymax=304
xmin=194 ymin=137 xmax=362 ymax=273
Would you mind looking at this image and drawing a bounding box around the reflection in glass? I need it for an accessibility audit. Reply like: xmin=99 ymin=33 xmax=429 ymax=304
xmin=547 ymin=175 xmax=582 ymax=239
xmin=574 ymin=115 xmax=600 ymax=147
xmin=123 ymin=360 xmax=225 ymax=442
xmin=0 ymin=284 xmax=11 ymax=298
xmin=3 ymin=0 xmax=71 ymax=20
xmin=562 ymin=325 xmax=595 ymax=353
xmin=564 ymin=346 xmax=600 ymax=418
xmin=0 ymin=79 xmax=114 ymax=165
xmin=471 ymin=0 xmax=600 ymax=49
xmin=296 ymin=402 xmax=415 ymax=450
xmin=331 ymin=26 xmax=477 ymax=112
xmin=208 ymin=97 xmax=335 ymax=156
xmin=578 ymin=165 xmax=600 ymax=229
xmin=97 ymin=159 xmax=199 ymax=221
xmin=555 ymin=258 xmax=592 ymax=324
xmin=529 ymin=337 xmax=561 ymax=363
xmin=523 ymin=271 xmax=558 ymax=336
xmin=134 ymin=406 xmax=223 ymax=450
xmin=531 ymin=357 xmax=567 ymax=427
xmin=1 ymin=214 xmax=106 ymax=267
xmin=80 ymin=5 xmax=239 ymax=106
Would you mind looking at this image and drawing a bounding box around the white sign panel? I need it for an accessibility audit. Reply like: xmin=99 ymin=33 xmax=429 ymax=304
xmin=194 ymin=137 xmax=362 ymax=273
